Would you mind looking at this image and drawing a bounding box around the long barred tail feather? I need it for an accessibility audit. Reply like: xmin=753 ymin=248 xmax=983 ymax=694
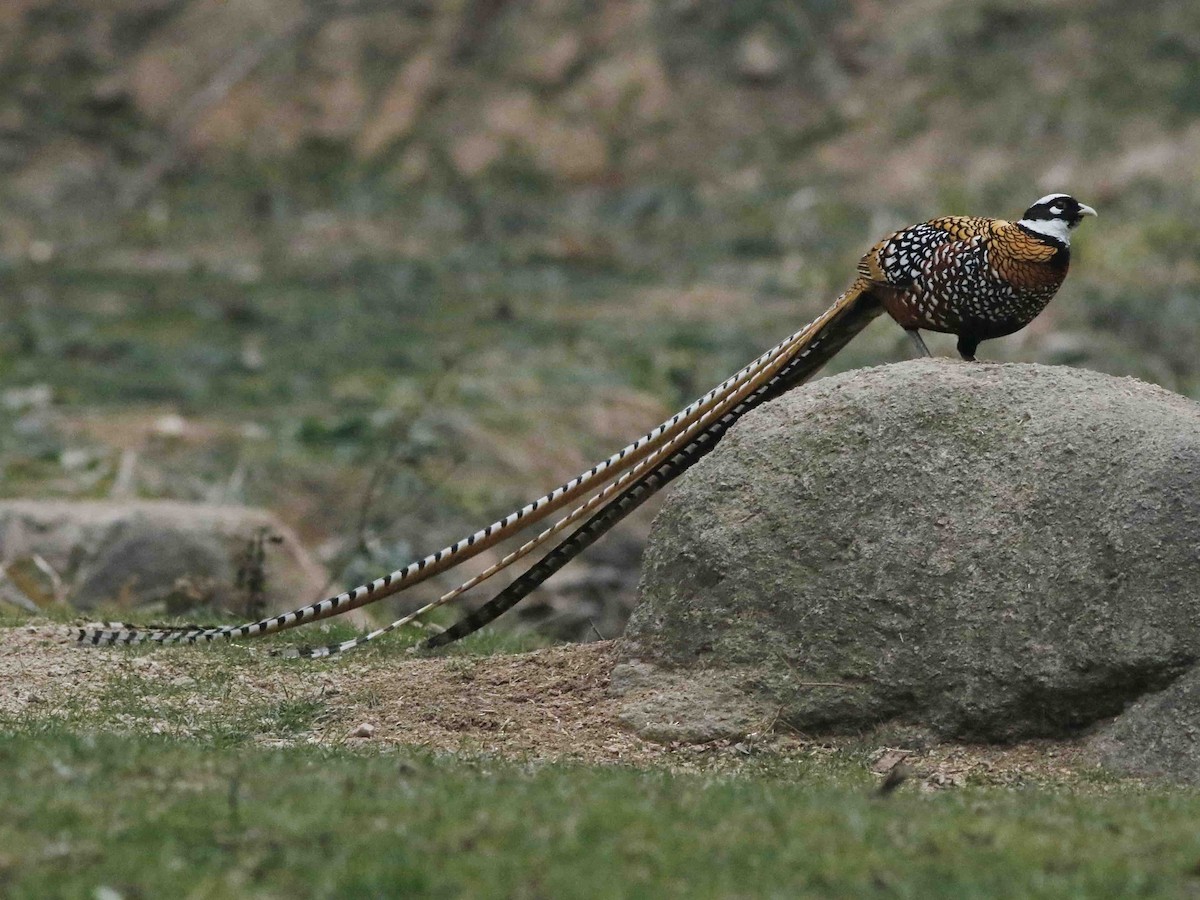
xmin=274 ymin=379 xmax=740 ymax=658
xmin=293 ymin=281 xmax=881 ymax=657
xmin=99 ymin=370 xmax=755 ymax=652
xmin=424 ymin=415 xmax=728 ymax=650
xmin=73 ymin=300 xmax=834 ymax=648
xmin=423 ymin=281 xmax=882 ymax=650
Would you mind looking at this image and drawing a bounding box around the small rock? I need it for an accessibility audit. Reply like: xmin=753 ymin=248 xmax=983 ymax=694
xmin=572 ymin=51 xmax=673 ymax=122
xmin=238 ymin=421 xmax=270 ymax=441
xmin=28 ymin=240 xmax=55 ymax=264
xmin=450 ymin=132 xmax=504 ymax=177
xmin=871 ymin=748 xmax=913 ymax=775
xmin=239 ymin=337 xmax=265 ymax=372
xmin=349 ymin=722 xmax=375 ymax=739
xmin=736 ymin=27 xmax=788 ymax=82
xmin=524 ymin=32 xmax=582 ymax=86
xmin=59 ymin=448 xmax=98 ymax=472
xmin=152 ymin=415 xmax=187 ymax=439
xmin=2 ymin=383 xmax=52 ymax=411
xmin=0 ymin=500 xmax=329 ymax=618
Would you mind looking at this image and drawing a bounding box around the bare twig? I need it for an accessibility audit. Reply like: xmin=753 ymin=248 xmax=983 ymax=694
xmin=30 ymin=555 xmax=67 ymax=605
xmin=109 ymin=449 xmax=139 ymax=499
xmin=0 ymin=564 xmax=41 ymax=614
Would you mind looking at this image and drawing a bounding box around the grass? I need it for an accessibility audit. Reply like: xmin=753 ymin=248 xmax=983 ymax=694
xmin=2 ymin=726 xmax=1200 ymax=899
xmin=4 ymin=611 xmax=1200 ymax=897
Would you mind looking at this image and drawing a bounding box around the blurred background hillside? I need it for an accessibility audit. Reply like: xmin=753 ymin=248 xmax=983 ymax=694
xmin=2 ymin=0 xmax=1198 ymax=637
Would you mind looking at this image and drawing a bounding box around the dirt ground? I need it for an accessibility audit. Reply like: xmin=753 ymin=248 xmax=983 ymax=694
xmin=1 ymin=625 xmax=1104 ymax=787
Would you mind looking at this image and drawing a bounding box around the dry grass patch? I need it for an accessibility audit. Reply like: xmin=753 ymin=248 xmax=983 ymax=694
xmin=3 ymin=624 xmax=1118 ymax=791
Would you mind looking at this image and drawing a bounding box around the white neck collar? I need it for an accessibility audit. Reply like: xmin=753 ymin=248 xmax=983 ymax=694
xmin=1018 ymin=217 xmax=1071 ymax=247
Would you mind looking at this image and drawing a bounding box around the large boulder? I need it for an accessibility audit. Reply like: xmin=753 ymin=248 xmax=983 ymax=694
xmin=614 ymin=360 xmax=1200 ymax=745
xmin=0 ymin=500 xmax=328 ymax=618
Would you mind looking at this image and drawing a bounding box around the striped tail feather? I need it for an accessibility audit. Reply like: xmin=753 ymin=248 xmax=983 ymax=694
xmin=274 ymin=373 xmax=745 ymax=658
xmin=73 ymin=297 xmax=834 ymax=648
xmin=423 ymin=280 xmax=882 ymax=650
xmin=290 ymin=280 xmax=882 ymax=657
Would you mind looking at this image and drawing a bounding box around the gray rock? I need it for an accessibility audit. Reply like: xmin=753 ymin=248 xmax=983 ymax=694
xmin=1088 ymin=668 xmax=1200 ymax=783
xmin=0 ymin=500 xmax=328 ymax=618
xmin=736 ymin=27 xmax=789 ymax=82
xmin=612 ymin=660 xmax=777 ymax=743
xmin=615 ymin=359 xmax=1200 ymax=742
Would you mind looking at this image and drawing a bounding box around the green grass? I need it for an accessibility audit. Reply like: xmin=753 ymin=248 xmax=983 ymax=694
xmin=1 ymin=727 xmax=1199 ymax=899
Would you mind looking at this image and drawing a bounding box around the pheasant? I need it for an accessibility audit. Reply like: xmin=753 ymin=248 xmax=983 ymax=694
xmin=75 ymin=194 xmax=1095 ymax=656
xmin=862 ymin=193 xmax=1096 ymax=361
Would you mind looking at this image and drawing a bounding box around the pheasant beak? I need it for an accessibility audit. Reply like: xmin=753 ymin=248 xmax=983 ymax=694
xmin=1078 ymin=204 xmax=1098 ymax=218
